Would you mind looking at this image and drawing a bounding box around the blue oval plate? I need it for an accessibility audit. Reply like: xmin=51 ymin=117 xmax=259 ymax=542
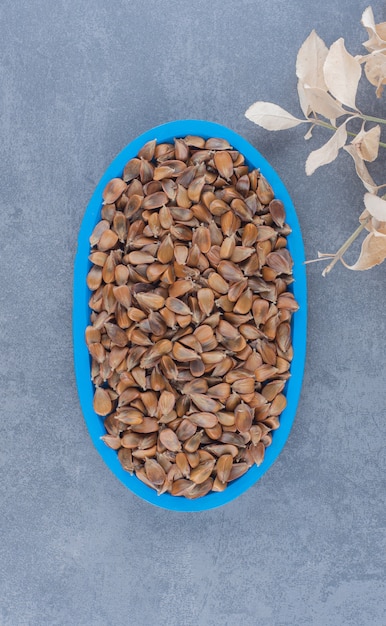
xmin=73 ymin=120 xmax=307 ymax=511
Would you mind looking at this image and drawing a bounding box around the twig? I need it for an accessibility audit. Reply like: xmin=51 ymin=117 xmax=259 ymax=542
xmin=321 ymin=217 xmax=371 ymax=277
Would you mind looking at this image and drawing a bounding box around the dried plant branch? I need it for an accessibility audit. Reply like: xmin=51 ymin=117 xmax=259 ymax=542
xmin=245 ymin=6 xmax=386 ymax=274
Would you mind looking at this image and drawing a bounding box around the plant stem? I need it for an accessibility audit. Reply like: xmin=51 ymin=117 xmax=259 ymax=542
xmin=361 ymin=114 xmax=386 ymax=126
xmin=312 ymin=118 xmax=386 ymax=148
xmin=321 ymin=217 xmax=370 ymax=277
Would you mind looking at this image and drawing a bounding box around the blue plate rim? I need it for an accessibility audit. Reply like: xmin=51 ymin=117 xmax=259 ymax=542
xmin=73 ymin=119 xmax=307 ymax=512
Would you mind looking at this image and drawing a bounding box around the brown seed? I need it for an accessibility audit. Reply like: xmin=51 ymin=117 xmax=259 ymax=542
xmin=207 ymin=272 xmax=229 ymax=295
xmin=230 ymin=246 xmax=254 ymax=264
xmin=242 ymin=223 xmax=258 ymax=246
xmin=158 ymin=428 xmax=181 ymax=452
xmin=176 ymin=419 xmax=197 ymax=441
xmin=172 ymin=342 xmax=198 ymax=362
xmin=100 ymin=434 xmax=121 ymax=450
xmin=113 ymin=285 xmax=132 ymax=309
xmin=105 ymin=323 xmax=128 ymax=348
xmin=192 ymin=225 xmax=211 ymax=254
xmin=160 ymin=355 xmax=179 ymax=381
xmin=145 ymin=458 xmax=166 ymax=486
xmin=132 ymin=418 xmax=160 ymax=433
xmin=185 ymin=477 xmax=213 ymax=499
xmin=118 ymin=447 xmax=135 ymax=473
xmin=220 ymin=235 xmax=236 ymax=259
xmin=142 ymin=192 xmax=168 ymax=210
xmin=188 ymin=176 xmax=206 ymax=203
xmin=183 ymin=431 xmax=204 ymax=453
xmin=250 ymin=442 xmax=265 ymax=466
xmin=123 ymin=158 xmax=141 ymax=182
xmin=157 ymin=234 xmax=174 ymax=264
xmin=254 ymin=364 xmax=278 ymax=383
xmin=89 ymin=251 xmax=108 ymax=267
xmin=87 ymin=266 xmax=103 ymax=291
xmin=212 ymin=476 xmax=227 ymax=492
xmin=190 ymin=359 xmax=205 ymax=377
xmin=216 ymin=454 xmax=233 ymax=483
xmin=190 ymin=459 xmax=215 ymax=484
xmin=168 ymin=279 xmax=194 ymax=298
xmin=233 ymin=289 xmax=252 ymax=315
xmin=175 ymin=452 xmax=191 ymax=478
xmin=261 ymin=380 xmax=285 ymax=402
xmin=206 ymin=383 xmax=231 ymax=400
xmin=234 ymin=403 xmax=253 ymax=432
xmin=102 ymin=252 xmax=116 ymax=283
xmin=205 ymin=137 xmax=232 ymax=150
xmin=135 ymin=292 xmax=165 ymax=311
xmin=140 ymin=339 xmax=173 ymax=368
xmin=228 ymin=463 xmax=249 ymax=481
xmin=97 ymin=229 xmax=119 ymax=252
xmin=103 ymin=178 xmax=127 ymax=204
xmin=93 ymin=387 xmax=112 ymax=416
xmin=190 ymin=393 xmax=222 ymax=413
xmin=153 ymin=165 xmax=176 ymax=181
xmin=126 ymin=251 xmax=155 ymax=265
xmin=187 ymin=412 xmax=218 ymax=428
xmin=165 ymin=297 xmax=191 ymax=315
xmin=214 ymin=151 xmax=234 ymax=179
xmin=252 ymin=299 xmax=270 ymax=326
xmin=269 ymin=199 xmax=285 ymax=227
xmin=132 ymin=446 xmax=157 ymax=460
xmin=266 ymin=249 xmax=293 ymax=275
xmin=228 ymin=279 xmax=248 ymax=302
xmin=270 ymin=393 xmax=287 ymax=415
xmin=217 ymin=260 xmax=244 ymax=283
xmin=231 ymin=198 xmax=253 ymax=222
xmin=276 ymin=322 xmax=291 ymax=352
xmin=171 ymin=479 xmax=195 ymax=496
xmin=256 ymin=174 xmax=274 ymax=204
xmin=118 ymin=409 xmax=144 ymax=426
xmin=158 ymin=390 xmax=176 ymax=417
xmin=90 ymin=220 xmax=110 ymax=246
xmin=197 ymin=288 xmax=214 ymax=316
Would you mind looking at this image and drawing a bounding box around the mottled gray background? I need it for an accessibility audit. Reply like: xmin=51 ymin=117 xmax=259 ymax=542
xmin=1 ymin=0 xmax=385 ymax=624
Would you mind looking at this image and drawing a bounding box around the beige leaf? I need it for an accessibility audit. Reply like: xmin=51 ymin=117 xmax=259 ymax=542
xmin=362 ymin=6 xmax=386 ymax=52
xmin=364 ymin=53 xmax=386 ymax=97
xmin=323 ymin=38 xmax=362 ymax=109
xmin=351 ymin=124 xmax=381 ymax=161
xmin=344 ymin=232 xmax=386 ymax=270
xmin=296 ymin=30 xmax=329 ymax=90
xmin=359 ymin=208 xmax=371 ymax=226
xmin=245 ymin=102 xmax=304 ymax=130
xmin=297 ymin=81 xmax=311 ymax=117
xmin=364 ymin=192 xmax=386 ymax=221
xmin=304 ymin=124 xmax=314 ymax=140
xmin=305 ymin=122 xmax=347 ymax=175
xmin=343 ymin=145 xmax=379 ymax=193
xmin=302 ymin=85 xmax=346 ymax=121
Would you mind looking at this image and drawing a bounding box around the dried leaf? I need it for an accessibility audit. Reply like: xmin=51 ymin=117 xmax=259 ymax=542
xmin=297 ymin=81 xmax=311 ymax=118
xmin=302 ymin=84 xmax=346 ymax=121
xmin=351 ymin=124 xmax=381 ymax=162
xmin=296 ymin=30 xmax=329 ymax=90
xmin=344 ymin=232 xmax=386 ymax=270
xmin=364 ymin=54 xmax=386 ymax=97
xmin=305 ymin=122 xmax=347 ymax=175
xmin=304 ymin=124 xmax=315 ymax=140
xmin=245 ymin=102 xmax=304 ymax=131
xmin=343 ymin=145 xmax=379 ymax=193
xmin=323 ymin=38 xmax=362 ymax=109
xmin=362 ymin=6 xmax=386 ymax=52
xmin=363 ymin=192 xmax=386 ymax=221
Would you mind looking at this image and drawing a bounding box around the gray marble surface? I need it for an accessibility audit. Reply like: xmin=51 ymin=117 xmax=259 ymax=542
xmin=1 ymin=1 xmax=385 ymax=624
